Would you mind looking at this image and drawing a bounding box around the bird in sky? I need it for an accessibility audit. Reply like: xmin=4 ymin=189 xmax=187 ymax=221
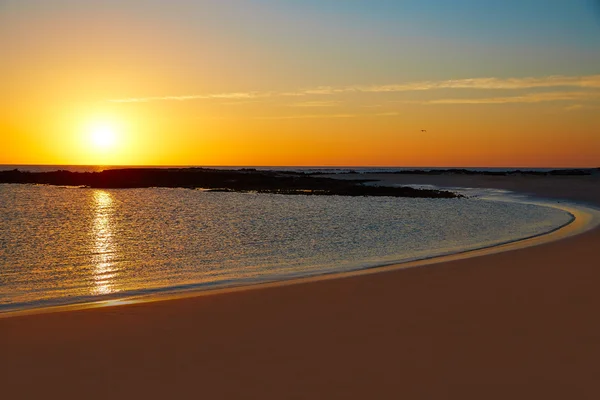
xmin=420 ymin=129 xmax=427 ymax=133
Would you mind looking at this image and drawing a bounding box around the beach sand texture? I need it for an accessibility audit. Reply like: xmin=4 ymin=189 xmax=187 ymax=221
xmin=1 ymin=174 xmax=599 ymax=399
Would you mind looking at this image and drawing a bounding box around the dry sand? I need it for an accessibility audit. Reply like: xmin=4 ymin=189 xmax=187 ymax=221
xmin=1 ymin=174 xmax=600 ymax=400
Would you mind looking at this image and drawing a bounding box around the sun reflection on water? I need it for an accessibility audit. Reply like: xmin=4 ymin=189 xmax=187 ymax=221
xmin=91 ymin=190 xmax=116 ymax=295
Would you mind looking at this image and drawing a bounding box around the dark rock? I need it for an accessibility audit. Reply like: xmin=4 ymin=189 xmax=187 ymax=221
xmin=0 ymin=168 xmax=461 ymax=199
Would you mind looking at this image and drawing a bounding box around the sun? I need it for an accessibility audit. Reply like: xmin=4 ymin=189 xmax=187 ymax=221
xmin=90 ymin=123 xmax=117 ymax=149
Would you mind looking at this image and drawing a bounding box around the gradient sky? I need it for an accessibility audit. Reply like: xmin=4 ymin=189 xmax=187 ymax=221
xmin=1 ymin=0 xmax=599 ymax=167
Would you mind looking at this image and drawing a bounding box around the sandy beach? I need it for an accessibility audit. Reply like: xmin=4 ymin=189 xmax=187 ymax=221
xmin=2 ymin=174 xmax=600 ymax=400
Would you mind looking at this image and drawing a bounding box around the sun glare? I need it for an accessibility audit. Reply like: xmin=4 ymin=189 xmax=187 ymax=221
xmin=80 ymin=115 xmax=135 ymax=165
xmin=90 ymin=123 xmax=117 ymax=149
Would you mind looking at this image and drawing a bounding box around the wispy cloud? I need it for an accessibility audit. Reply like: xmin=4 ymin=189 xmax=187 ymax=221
xmin=564 ymin=103 xmax=600 ymax=111
xmin=256 ymin=111 xmax=405 ymax=120
xmin=111 ymin=92 xmax=268 ymax=103
xmin=293 ymin=75 xmax=600 ymax=96
xmin=361 ymin=104 xmax=384 ymax=108
xmin=353 ymin=75 xmax=600 ymax=93
xmin=109 ymin=74 xmax=600 ymax=103
xmin=289 ymin=100 xmax=341 ymax=107
xmin=426 ymin=91 xmax=600 ymax=105
xmin=565 ymin=104 xmax=585 ymax=111
xmin=255 ymin=113 xmax=356 ymax=120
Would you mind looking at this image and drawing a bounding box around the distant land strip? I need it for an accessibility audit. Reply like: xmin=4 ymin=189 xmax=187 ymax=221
xmin=310 ymin=168 xmax=600 ymax=176
xmin=0 ymin=168 xmax=460 ymax=199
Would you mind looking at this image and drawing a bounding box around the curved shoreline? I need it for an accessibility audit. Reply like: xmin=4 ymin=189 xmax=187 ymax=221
xmin=2 ymin=190 xmax=597 ymax=319
xmin=3 ymin=175 xmax=600 ymax=399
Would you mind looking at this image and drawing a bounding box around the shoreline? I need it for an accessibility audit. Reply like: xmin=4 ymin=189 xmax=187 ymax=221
xmin=1 ymin=191 xmax=595 ymax=318
xmin=2 ymin=173 xmax=600 ymax=399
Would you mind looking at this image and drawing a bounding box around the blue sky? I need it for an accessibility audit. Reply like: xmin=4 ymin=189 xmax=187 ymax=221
xmin=2 ymin=0 xmax=598 ymax=92
xmin=3 ymin=1 xmax=599 ymax=82
xmin=261 ymin=0 xmax=600 ymax=77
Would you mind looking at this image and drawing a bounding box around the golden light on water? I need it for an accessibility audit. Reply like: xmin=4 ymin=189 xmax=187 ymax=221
xmin=91 ymin=190 xmax=117 ymax=295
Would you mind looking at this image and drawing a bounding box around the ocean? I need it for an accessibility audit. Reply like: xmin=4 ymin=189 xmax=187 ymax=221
xmin=0 ymin=176 xmax=575 ymax=313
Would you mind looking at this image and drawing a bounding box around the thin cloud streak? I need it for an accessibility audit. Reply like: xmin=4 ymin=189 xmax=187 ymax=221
xmin=111 ymin=92 xmax=268 ymax=103
xmin=564 ymin=104 xmax=600 ymax=111
xmin=356 ymin=75 xmax=600 ymax=93
xmin=289 ymin=101 xmax=341 ymax=107
xmin=109 ymin=74 xmax=600 ymax=103
xmin=296 ymin=74 xmax=600 ymax=95
xmin=565 ymin=104 xmax=585 ymax=111
xmin=255 ymin=111 xmax=405 ymax=120
xmin=255 ymin=113 xmax=356 ymax=120
xmin=426 ymin=91 xmax=600 ymax=105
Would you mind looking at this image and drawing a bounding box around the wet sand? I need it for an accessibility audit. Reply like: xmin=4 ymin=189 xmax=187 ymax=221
xmin=1 ymin=174 xmax=600 ymax=399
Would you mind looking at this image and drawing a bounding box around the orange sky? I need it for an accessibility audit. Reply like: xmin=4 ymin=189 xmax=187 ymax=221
xmin=1 ymin=1 xmax=599 ymax=167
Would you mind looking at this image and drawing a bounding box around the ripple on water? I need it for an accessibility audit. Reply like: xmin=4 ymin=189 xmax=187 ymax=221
xmin=0 ymin=184 xmax=574 ymax=312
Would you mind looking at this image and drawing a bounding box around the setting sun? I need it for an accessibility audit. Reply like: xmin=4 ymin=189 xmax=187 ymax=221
xmin=90 ymin=123 xmax=117 ymax=150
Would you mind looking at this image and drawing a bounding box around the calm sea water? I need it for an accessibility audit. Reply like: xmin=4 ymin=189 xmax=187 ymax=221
xmin=0 ymin=183 xmax=573 ymax=313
